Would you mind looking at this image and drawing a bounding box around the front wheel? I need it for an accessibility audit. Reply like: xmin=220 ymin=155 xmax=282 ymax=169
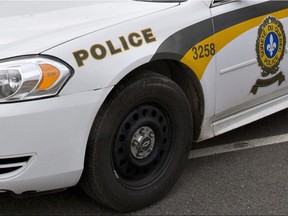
xmin=80 ymin=71 xmax=193 ymax=212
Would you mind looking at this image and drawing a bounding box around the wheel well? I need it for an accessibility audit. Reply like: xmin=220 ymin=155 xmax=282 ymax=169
xmin=119 ymin=60 xmax=204 ymax=141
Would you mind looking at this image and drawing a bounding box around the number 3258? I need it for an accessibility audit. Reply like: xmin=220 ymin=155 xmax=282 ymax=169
xmin=192 ymin=43 xmax=215 ymax=60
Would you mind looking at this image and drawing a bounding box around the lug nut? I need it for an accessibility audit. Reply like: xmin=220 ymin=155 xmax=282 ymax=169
xmin=139 ymin=128 xmax=146 ymax=136
xmin=137 ymin=152 xmax=144 ymax=159
xmin=133 ymin=141 xmax=139 ymax=146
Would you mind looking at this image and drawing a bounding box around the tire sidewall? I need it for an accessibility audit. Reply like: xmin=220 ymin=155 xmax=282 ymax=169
xmin=87 ymin=72 xmax=192 ymax=210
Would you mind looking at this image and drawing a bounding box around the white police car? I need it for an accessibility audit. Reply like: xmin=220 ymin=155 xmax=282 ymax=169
xmin=0 ymin=0 xmax=287 ymax=212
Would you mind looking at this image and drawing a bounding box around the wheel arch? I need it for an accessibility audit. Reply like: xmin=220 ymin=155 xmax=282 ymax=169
xmin=108 ymin=59 xmax=205 ymax=141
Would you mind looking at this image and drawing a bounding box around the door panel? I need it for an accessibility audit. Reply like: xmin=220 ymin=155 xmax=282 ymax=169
xmin=211 ymin=0 xmax=288 ymax=116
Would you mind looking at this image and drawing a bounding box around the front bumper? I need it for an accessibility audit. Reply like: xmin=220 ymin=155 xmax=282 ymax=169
xmin=0 ymin=89 xmax=109 ymax=194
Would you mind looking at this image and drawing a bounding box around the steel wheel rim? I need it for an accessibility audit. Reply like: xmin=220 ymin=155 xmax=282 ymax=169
xmin=112 ymin=104 xmax=173 ymax=189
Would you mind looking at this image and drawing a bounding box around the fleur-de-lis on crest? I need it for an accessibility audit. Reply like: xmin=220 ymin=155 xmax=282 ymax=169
xmin=267 ymin=34 xmax=277 ymax=57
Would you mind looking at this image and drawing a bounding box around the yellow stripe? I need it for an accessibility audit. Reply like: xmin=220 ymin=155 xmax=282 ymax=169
xmin=181 ymin=8 xmax=288 ymax=80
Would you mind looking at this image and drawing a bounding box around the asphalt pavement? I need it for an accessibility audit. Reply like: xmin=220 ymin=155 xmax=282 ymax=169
xmin=1 ymin=109 xmax=288 ymax=215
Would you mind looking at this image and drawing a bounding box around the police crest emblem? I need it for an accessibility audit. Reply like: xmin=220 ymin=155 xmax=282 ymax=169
xmin=251 ymin=16 xmax=286 ymax=95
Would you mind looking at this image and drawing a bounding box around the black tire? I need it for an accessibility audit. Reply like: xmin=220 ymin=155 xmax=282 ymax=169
xmin=80 ymin=71 xmax=193 ymax=212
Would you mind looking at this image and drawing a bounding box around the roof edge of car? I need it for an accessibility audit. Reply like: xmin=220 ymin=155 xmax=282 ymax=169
xmin=134 ymin=0 xmax=187 ymax=2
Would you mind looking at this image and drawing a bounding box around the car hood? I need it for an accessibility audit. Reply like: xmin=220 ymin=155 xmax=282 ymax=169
xmin=0 ymin=1 xmax=179 ymax=60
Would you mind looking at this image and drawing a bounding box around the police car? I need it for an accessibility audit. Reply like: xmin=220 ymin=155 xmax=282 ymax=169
xmin=0 ymin=0 xmax=287 ymax=212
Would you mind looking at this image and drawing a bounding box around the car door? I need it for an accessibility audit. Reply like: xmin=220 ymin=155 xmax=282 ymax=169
xmin=211 ymin=0 xmax=288 ymax=120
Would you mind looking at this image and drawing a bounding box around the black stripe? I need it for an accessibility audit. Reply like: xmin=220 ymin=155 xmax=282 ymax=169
xmin=152 ymin=18 xmax=214 ymax=61
xmin=213 ymin=1 xmax=288 ymax=33
xmin=152 ymin=1 xmax=288 ymax=61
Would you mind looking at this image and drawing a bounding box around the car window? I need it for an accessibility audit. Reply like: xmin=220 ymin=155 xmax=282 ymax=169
xmin=213 ymin=0 xmax=238 ymax=6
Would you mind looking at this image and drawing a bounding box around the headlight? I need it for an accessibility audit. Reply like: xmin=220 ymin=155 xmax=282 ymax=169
xmin=0 ymin=56 xmax=72 ymax=102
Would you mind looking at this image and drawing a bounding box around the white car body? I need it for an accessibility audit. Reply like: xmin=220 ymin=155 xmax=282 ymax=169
xmin=0 ymin=0 xmax=287 ymax=208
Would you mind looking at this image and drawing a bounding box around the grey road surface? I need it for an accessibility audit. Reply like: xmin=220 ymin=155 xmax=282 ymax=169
xmin=1 ymin=109 xmax=288 ymax=215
